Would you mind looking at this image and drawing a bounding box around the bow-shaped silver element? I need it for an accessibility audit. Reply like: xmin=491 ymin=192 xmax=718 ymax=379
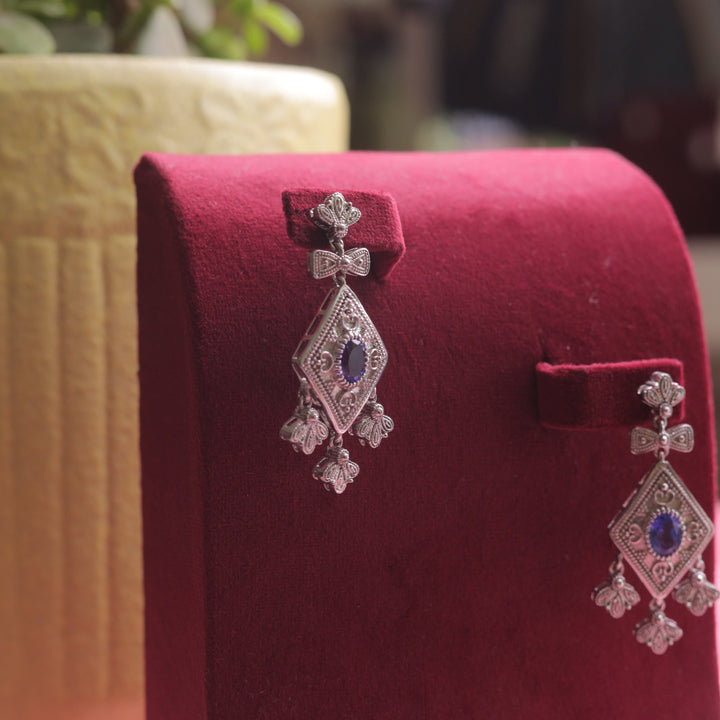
xmin=634 ymin=603 xmax=683 ymax=655
xmin=308 ymin=247 xmax=371 ymax=280
xmin=639 ymin=372 xmax=685 ymax=413
xmin=672 ymin=560 xmax=720 ymax=616
xmin=309 ymin=191 xmax=361 ymax=242
xmin=630 ymin=424 xmax=694 ymax=455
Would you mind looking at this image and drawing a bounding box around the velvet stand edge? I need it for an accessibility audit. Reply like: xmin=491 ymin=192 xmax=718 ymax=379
xmin=136 ymin=158 xmax=208 ymax=720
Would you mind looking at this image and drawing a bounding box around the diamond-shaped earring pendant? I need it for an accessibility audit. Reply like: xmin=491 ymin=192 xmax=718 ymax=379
xmin=592 ymin=372 xmax=718 ymax=653
xmin=280 ymin=192 xmax=394 ymax=493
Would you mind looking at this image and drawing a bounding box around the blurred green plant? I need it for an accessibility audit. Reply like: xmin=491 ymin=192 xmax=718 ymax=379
xmin=0 ymin=0 xmax=302 ymax=56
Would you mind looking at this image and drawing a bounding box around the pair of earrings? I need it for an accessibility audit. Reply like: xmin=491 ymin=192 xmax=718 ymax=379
xmin=279 ymin=194 xmax=717 ymax=655
xmin=280 ymin=192 xmax=394 ymax=494
xmin=593 ymin=372 xmax=718 ymax=653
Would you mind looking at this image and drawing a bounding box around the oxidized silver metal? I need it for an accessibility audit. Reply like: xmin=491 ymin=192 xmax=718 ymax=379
xmin=292 ymin=283 xmax=388 ymax=434
xmin=592 ymin=555 xmax=641 ymax=619
xmin=608 ymin=460 xmax=713 ymax=600
xmin=592 ymin=372 xmax=718 ymax=654
xmin=281 ymin=192 xmax=393 ymax=493
xmin=308 ymin=247 xmax=370 ymax=279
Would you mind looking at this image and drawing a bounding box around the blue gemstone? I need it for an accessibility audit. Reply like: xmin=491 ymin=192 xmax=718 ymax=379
xmin=648 ymin=512 xmax=683 ymax=557
xmin=340 ymin=339 xmax=366 ymax=384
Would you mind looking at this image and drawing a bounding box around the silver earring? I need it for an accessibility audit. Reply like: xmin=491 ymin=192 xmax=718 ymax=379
xmin=280 ymin=192 xmax=394 ymax=493
xmin=592 ymin=372 xmax=719 ymax=654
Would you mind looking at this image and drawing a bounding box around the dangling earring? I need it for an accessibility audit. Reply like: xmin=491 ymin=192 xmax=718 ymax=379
xmin=280 ymin=192 xmax=394 ymax=493
xmin=592 ymin=372 xmax=719 ymax=654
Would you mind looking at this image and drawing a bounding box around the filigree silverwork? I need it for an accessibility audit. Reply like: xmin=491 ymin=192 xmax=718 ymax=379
xmin=592 ymin=372 xmax=718 ymax=654
xmin=280 ymin=192 xmax=394 ymax=493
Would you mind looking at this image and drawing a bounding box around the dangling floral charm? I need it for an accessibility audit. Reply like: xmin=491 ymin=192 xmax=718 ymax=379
xmin=280 ymin=192 xmax=394 ymax=493
xmin=352 ymin=391 xmax=394 ymax=449
xmin=634 ymin=600 xmax=684 ymax=655
xmin=592 ymin=372 xmax=718 ymax=653
xmin=593 ymin=556 xmax=641 ymax=619
xmin=312 ymin=442 xmax=360 ymax=494
xmin=280 ymin=380 xmax=330 ymax=454
xmin=672 ymin=559 xmax=720 ymax=616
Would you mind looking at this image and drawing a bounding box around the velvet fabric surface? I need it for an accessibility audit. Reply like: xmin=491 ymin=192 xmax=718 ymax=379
xmin=536 ymin=358 xmax=685 ymax=429
xmin=136 ymin=149 xmax=719 ymax=720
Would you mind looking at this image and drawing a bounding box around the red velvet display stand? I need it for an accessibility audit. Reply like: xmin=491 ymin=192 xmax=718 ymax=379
xmin=136 ymin=149 xmax=719 ymax=720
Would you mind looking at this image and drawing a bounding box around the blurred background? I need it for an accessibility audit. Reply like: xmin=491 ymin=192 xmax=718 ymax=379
xmin=2 ymin=0 xmax=720 ymax=718
xmin=276 ymin=0 xmax=720 ymax=449
xmin=271 ymin=0 xmax=720 ymax=439
xmin=4 ymin=0 xmax=719 ymax=349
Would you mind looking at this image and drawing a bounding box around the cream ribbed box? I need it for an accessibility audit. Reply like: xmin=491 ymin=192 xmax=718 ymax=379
xmin=0 ymin=55 xmax=348 ymax=720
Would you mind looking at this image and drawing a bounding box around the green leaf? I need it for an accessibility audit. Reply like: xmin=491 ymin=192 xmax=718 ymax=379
xmin=252 ymin=1 xmax=301 ymax=46
xmin=228 ymin=0 xmax=254 ymax=15
xmin=0 ymin=10 xmax=56 ymax=53
xmin=11 ymin=0 xmax=66 ymax=20
xmin=242 ymin=16 xmax=266 ymax=55
xmin=195 ymin=26 xmax=246 ymax=59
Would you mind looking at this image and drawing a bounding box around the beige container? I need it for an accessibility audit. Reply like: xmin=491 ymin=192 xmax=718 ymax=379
xmin=0 ymin=54 xmax=348 ymax=720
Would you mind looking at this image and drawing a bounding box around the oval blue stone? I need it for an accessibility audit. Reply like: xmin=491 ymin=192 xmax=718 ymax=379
xmin=648 ymin=512 xmax=683 ymax=557
xmin=340 ymin=339 xmax=366 ymax=384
